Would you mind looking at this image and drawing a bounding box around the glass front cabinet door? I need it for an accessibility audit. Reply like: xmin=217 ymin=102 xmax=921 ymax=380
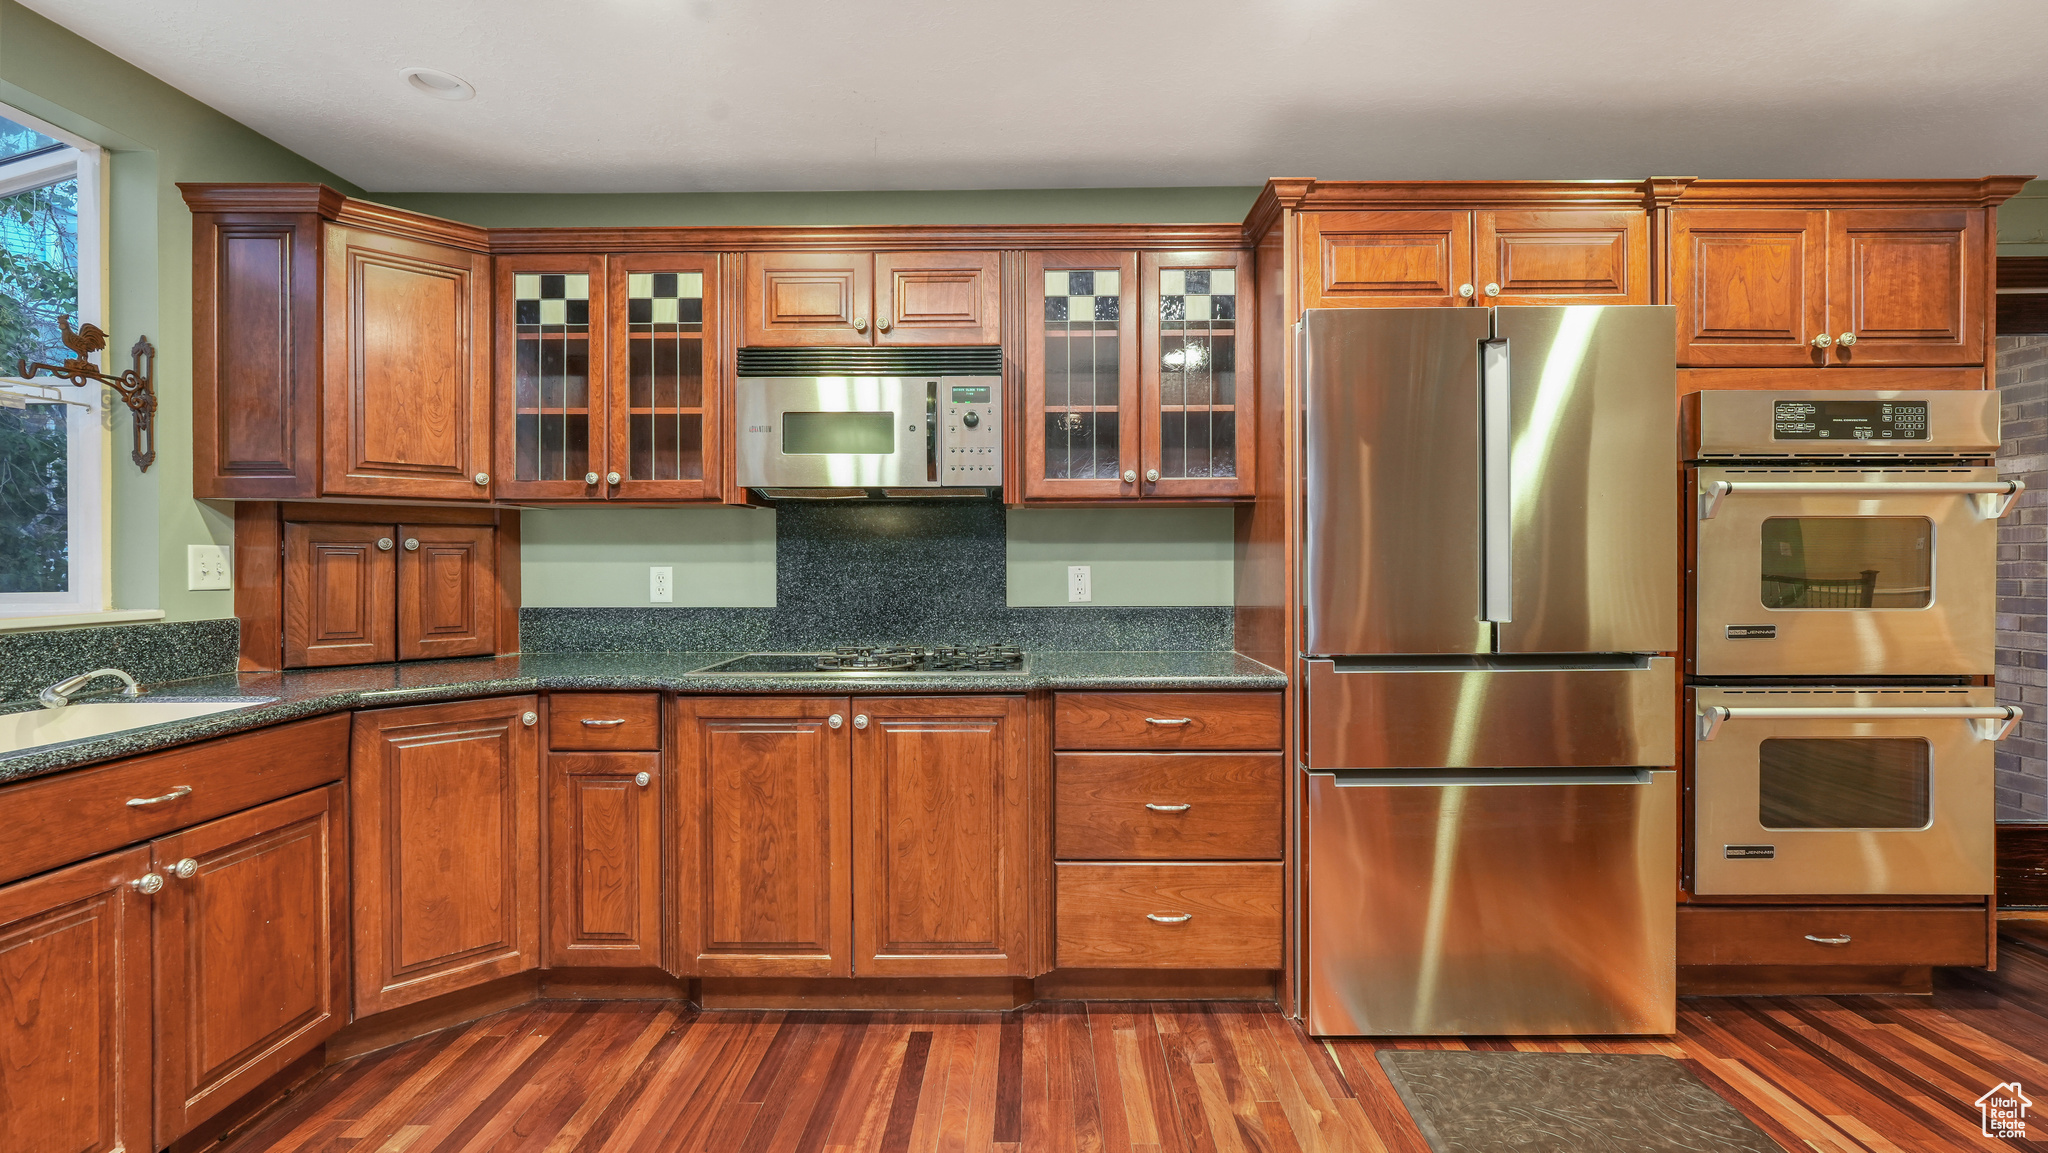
xmin=1140 ymin=251 xmax=1253 ymax=498
xmin=494 ymin=253 xmax=721 ymax=501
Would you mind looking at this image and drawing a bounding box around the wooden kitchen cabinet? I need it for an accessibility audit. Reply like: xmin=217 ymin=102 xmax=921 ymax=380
xmin=151 ymin=786 xmax=344 ymax=1144
xmin=673 ymin=696 xmax=851 ymax=977
xmin=743 ymin=251 xmax=999 ymax=347
xmin=546 ymin=751 xmax=663 ymax=968
xmin=350 ymin=697 xmax=540 ymax=1014
xmin=1138 ymin=251 xmax=1255 ymax=498
xmin=1299 ymin=208 xmax=1647 ymax=310
xmin=852 ymin=696 xmax=1032 ymax=976
xmin=0 ymin=846 xmax=153 ymax=1153
xmin=282 ymin=517 xmax=499 ymax=667
xmin=1827 ymin=209 xmax=1985 ymax=366
xmin=1299 ymin=210 xmax=1473 ymax=308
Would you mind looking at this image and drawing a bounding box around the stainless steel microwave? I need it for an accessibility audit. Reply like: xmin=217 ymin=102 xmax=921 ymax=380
xmin=734 ymin=375 xmax=1002 ymax=491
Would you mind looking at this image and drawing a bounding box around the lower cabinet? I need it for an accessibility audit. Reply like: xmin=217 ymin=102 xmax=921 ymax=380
xmin=0 ymin=785 xmax=344 ymax=1153
xmin=351 ymin=696 xmax=541 ymax=1013
xmin=545 ymin=750 xmax=663 ymax=968
xmin=672 ymin=694 xmax=1035 ymax=978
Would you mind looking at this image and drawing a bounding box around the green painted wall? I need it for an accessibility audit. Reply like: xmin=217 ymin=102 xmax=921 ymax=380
xmin=2000 ymin=179 xmax=2048 ymax=257
xmin=0 ymin=0 xmax=359 ymax=622
xmin=521 ymin=507 xmax=778 ymax=608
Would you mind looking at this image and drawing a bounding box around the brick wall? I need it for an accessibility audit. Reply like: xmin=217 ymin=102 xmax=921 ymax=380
xmin=1998 ymin=334 xmax=2048 ymax=821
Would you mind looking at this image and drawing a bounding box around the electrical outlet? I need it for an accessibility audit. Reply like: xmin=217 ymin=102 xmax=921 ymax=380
xmin=187 ymin=544 xmax=231 ymax=591
xmin=650 ymin=566 xmax=674 ymax=603
xmin=1067 ymin=565 xmax=1092 ymax=603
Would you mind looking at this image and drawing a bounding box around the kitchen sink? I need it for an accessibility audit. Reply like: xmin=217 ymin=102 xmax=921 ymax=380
xmin=0 ymin=699 xmax=274 ymax=754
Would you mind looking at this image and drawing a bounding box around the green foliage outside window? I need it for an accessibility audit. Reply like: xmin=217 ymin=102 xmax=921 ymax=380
xmin=0 ymin=177 xmax=80 ymax=594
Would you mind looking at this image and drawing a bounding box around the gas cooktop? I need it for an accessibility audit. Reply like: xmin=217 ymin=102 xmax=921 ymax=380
xmin=694 ymin=645 xmax=1027 ymax=675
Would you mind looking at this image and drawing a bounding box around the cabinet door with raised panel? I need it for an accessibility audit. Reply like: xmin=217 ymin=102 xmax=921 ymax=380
xmin=546 ymin=751 xmax=662 ymax=968
xmin=1828 ymin=208 xmax=1986 ymax=367
xmin=395 ymin=524 xmax=496 ymax=661
xmin=350 ymin=697 xmax=539 ymax=1014
xmin=743 ymin=252 xmax=873 ymax=346
xmin=609 ymin=254 xmax=722 ymax=500
xmin=495 ymin=256 xmax=605 ymax=500
xmin=283 ymin=521 xmax=395 ymax=668
xmin=1023 ymin=251 xmax=1140 ymax=499
xmin=875 ymin=251 xmax=1001 ymax=345
xmin=673 ymin=696 xmax=850 ymax=977
xmin=1298 ymin=211 xmax=1473 ymax=308
xmin=1475 ymin=209 xmax=1648 ymax=305
xmin=151 ymin=786 xmax=343 ymax=1146
xmin=0 ymin=846 xmax=152 ymax=1153
xmin=322 ymin=226 xmax=492 ymax=500
xmin=1140 ymin=251 xmax=1254 ymax=499
xmin=1670 ymin=208 xmax=1829 ymax=366
xmin=853 ymin=696 xmax=1032 ymax=976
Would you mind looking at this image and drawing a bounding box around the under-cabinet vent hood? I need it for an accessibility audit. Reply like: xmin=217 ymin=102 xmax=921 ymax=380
xmin=737 ymin=345 xmax=1001 ymax=376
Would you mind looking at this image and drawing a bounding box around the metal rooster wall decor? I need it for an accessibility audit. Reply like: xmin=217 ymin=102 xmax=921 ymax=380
xmin=14 ymin=316 xmax=157 ymax=471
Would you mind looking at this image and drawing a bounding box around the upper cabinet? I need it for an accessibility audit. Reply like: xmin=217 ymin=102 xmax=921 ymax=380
xmin=1298 ymin=207 xmax=1648 ymax=310
xmin=492 ymin=253 xmax=722 ymax=501
xmin=743 ymin=251 xmax=1000 ymax=346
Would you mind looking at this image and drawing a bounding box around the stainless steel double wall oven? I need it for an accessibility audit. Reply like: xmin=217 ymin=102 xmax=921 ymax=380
xmin=1686 ymin=391 xmax=2022 ymax=898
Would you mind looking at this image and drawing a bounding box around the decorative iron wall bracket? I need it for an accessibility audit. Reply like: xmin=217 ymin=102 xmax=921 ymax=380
xmin=15 ymin=319 xmax=156 ymax=471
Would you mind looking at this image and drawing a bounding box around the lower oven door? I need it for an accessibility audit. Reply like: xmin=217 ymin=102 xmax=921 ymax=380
xmin=1692 ymin=465 xmax=2014 ymax=677
xmin=1690 ymin=687 xmax=2008 ymax=896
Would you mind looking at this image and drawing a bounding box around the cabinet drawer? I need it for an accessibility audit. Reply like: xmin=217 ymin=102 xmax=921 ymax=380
xmin=0 ymin=714 xmax=350 ymax=886
xmin=1055 ymin=693 xmax=1281 ymax=751
xmin=1678 ymin=906 xmax=1988 ymax=968
xmin=1056 ymin=754 xmax=1282 ymax=860
xmin=1056 ymin=863 xmax=1282 ymax=968
xmin=549 ymin=693 xmax=660 ymax=751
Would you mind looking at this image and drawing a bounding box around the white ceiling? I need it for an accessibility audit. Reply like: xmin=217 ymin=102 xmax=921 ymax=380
xmin=24 ymin=0 xmax=2048 ymax=194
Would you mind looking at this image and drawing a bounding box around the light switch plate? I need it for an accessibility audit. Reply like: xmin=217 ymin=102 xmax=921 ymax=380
xmin=187 ymin=544 xmax=231 ymax=591
xmin=1068 ymin=565 xmax=1092 ymax=603
xmin=650 ymin=566 xmax=674 ymax=603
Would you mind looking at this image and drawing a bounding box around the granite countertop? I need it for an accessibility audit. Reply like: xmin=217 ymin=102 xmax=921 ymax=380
xmin=0 ymin=650 xmax=1284 ymax=786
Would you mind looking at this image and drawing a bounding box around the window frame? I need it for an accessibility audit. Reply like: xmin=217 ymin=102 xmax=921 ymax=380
xmin=0 ymin=101 xmax=109 ymax=621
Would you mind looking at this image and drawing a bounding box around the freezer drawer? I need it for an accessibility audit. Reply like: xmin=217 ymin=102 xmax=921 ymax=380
xmin=1306 ymin=769 xmax=1677 ymax=1036
xmin=1306 ymin=657 xmax=1676 ymax=770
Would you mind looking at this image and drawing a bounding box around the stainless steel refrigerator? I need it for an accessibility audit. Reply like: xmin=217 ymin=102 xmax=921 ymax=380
xmin=1302 ymin=306 xmax=1679 ymax=1037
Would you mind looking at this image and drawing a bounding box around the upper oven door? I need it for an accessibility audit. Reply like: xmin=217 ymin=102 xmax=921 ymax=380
xmin=1693 ymin=465 xmax=2010 ymax=677
xmin=735 ymin=376 xmax=935 ymax=488
xmin=1691 ymin=687 xmax=2003 ymax=896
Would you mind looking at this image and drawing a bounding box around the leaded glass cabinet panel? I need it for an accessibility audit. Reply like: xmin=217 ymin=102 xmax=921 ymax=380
xmin=607 ymin=253 xmax=721 ymax=500
xmin=1140 ymin=251 xmax=1254 ymax=498
xmin=494 ymin=254 xmax=605 ymax=500
xmin=1023 ymin=250 xmax=1138 ymax=499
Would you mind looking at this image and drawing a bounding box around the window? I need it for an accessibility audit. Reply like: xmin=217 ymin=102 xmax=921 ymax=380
xmin=0 ymin=105 xmax=103 ymax=618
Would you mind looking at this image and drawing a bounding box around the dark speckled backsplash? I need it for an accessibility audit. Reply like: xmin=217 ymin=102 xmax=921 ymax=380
xmin=521 ymin=500 xmax=1235 ymax=653
xmin=0 ymin=618 xmax=240 ymax=702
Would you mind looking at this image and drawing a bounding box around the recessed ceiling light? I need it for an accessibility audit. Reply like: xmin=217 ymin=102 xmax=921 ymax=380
xmin=400 ymin=67 xmax=474 ymax=101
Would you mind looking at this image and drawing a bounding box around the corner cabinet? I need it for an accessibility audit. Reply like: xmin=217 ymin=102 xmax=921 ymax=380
xmin=1023 ymin=250 xmax=1253 ymax=500
xmin=492 ymin=253 xmax=724 ymax=501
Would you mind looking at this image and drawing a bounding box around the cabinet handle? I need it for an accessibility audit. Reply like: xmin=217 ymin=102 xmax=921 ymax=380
xmin=403 ymin=538 xmax=419 ymax=551
xmin=474 ymin=473 xmax=490 ymax=486
xmin=1146 ymin=912 xmax=1193 ymax=924
xmin=1145 ymin=717 xmax=1193 ymax=726
xmin=634 ymin=771 xmax=652 ymax=787
xmin=607 ymin=471 xmax=621 ymax=485
xmin=585 ymin=472 xmax=600 ymax=485
xmin=877 ymin=317 xmax=893 ymax=332
xmin=521 ymin=711 xmax=538 ymax=726
xmin=377 ymin=537 xmax=394 ymax=551
xmin=581 ymin=717 xmax=628 ymax=727
xmin=1837 ymin=332 xmax=1857 ymax=347
xmin=854 ymin=714 xmax=869 ymax=729
xmin=1122 ymin=470 xmax=1137 ymax=484
xmin=1483 ymin=283 xmax=1500 ymax=297
xmin=1805 ymin=933 xmax=1852 ymax=946
xmin=126 ymin=785 xmax=192 ymax=808
xmin=1811 ymin=333 xmax=1832 ymax=348
xmin=852 ymin=316 xmax=868 ymax=333
xmin=829 ymin=714 xmax=843 ymax=729
xmin=1145 ymin=802 xmax=1192 ymax=812
xmin=132 ymin=873 xmax=163 ymax=895
xmin=1458 ymin=284 xmax=1475 ymax=298
xmin=1145 ymin=468 xmax=1160 ymax=483
xmin=169 ymin=858 xmax=198 ymax=880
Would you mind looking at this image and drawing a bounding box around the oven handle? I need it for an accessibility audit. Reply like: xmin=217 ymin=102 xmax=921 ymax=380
xmin=1698 ymin=478 xmax=2024 ymax=521
xmin=1696 ymin=704 xmax=2021 ymax=742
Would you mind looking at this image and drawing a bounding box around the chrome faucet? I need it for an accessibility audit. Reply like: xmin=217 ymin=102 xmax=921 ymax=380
xmin=40 ymin=667 xmax=142 ymax=709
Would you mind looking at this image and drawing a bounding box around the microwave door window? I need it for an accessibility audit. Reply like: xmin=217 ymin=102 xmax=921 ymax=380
xmin=1758 ymin=737 xmax=1932 ymax=830
xmin=1760 ymin=517 xmax=1933 ymax=609
xmin=781 ymin=411 xmax=897 ymax=455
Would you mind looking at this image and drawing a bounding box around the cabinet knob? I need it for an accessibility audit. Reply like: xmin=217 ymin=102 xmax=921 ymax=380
xmin=634 ymin=771 xmax=652 ymax=787
xmin=1145 ymin=468 xmax=1160 ymax=483
xmin=828 ymin=714 xmax=843 ymax=729
xmin=169 ymin=858 xmax=198 ymax=880
xmin=1483 ymin=282 xmax=1501 ymax=297
xmin=474 ymin=473 xmax=490 ymax=486
xmin=132 ymin=873 xmax=163 ymax=895
xmin=1837 ymin=332 xmax=1858 ymax=347
xmin=1811 ymin=333 xmax=1832 ymax=348
xmin=377 ymin=537 xmax=394 ymax=551
xmin=1122 ymin=470 xmax=1137 ymax=484
xmin=852 ymin=316 xmax=868 ymax=333
xmin=607 ymin=471 xmax=622 ymax=485
xmin=585 ymin=472 xmax=600 ymax=485
xmin=877 ymin=317 xmax=893 ymax=332
xmin=403 ymin=538 xmax=419 ymax=551
xmin=521 ymin=711 xmax=537 ymax=727
xmin=854 ymin=714 xmax=869 ymax=729
xmin=1458 ymin=284 xmax=1475 ymax=298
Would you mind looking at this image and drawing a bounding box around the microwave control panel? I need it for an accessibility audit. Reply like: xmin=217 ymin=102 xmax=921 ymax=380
xmin=941 ymin=380 xmax=1003 ymax=484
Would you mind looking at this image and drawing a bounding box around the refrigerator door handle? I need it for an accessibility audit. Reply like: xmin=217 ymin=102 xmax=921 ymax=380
xmin=1307 ymin=768 xmax=1655 ymax=787
xmin=1480 ymin=338 xmax=1513 ymax=622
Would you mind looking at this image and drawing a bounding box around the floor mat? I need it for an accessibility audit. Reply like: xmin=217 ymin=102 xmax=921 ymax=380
xmin=1376 ymin=1050 xmax=1784 ymax=1152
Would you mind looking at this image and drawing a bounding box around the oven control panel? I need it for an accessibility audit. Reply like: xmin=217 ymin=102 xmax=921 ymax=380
xmin=1772 ymin=399 xmax=1929 ymax=442
xmin=941 ymin=380 xmax=1002 ymax=484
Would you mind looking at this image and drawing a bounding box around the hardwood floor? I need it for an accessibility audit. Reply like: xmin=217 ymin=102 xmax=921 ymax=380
xmin=222 ymin=928 xmax=2048 ymax=1153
